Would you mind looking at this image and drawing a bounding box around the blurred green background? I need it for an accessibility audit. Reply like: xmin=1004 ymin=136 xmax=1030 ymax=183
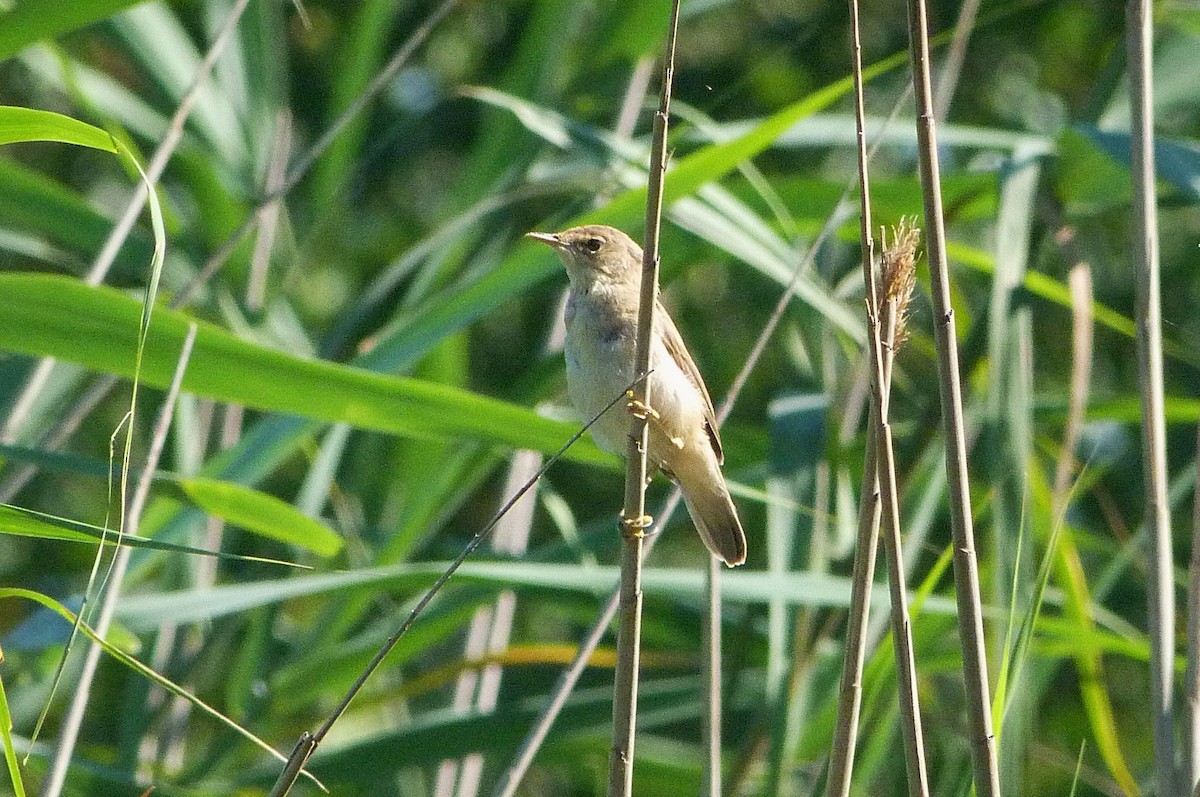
xmin=1 ymin=0 xmax=1198 ymax=794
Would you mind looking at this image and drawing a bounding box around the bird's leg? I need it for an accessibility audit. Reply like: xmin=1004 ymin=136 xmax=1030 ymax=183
xmin=626 ymin=390 xmax=685 ymax=450
xmin=621 ymin=393 xmax=663 ymax=532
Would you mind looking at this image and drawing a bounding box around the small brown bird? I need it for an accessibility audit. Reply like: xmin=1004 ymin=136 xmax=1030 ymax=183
xmin=526 ymin=224 xmax=747 ymax=566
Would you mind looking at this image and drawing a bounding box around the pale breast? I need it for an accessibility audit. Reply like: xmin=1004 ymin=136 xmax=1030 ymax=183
xmin=564 ymin=291 xmax=708 ymax=467
xmin=565 ymin=292 xmax=635 ymax=454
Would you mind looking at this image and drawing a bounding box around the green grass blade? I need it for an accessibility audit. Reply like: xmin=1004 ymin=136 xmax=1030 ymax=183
xmin=178 ymin=477 xmax=342 ymax=557
xmin=0 ymin=105 xmax=117 ymax=150
xmin=0 ymin=670 xmax=27 ymax=797
xmin=0 ymin=274 xmax=611 ymax=466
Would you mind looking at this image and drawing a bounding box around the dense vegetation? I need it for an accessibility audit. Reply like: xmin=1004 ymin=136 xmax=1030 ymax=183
xmin=1 ymin=0 xmax=1198 ymax=795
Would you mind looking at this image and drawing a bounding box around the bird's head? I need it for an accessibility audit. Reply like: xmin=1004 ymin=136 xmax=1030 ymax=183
xmin=526 ymin=224 xmax=643 ymax=291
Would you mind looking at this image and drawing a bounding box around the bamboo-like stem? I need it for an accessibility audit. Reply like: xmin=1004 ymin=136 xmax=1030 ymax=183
xmin=609 ymin=525 xmax=646 ymax=797
xmin=825 ymin=402 xmax=881 ymax=797
xmin=904 ymin=0 xmax=1001 ymax=792
xmin=824 ymin=0 xmax=884 ymax=791
xmin=493 ymin=530 xmax=634 ymax=797
xmin=827 ymin=234 xmax=918 ymax=796
xmin=702 ymin=556 xmax=723 ymax=797
xmin=829 ymin=1 xmax=931 ymax=791
xmin=41 ymin=324 xmax=197 ymax=797
xmin=869 ymin=333 xmax=930 ymax=797
xmin=873 ymin=227 xmax=931 ymax=797
xmin=610 ymin=6 xmax=681 ymax=795
xmin=1128 ymin=0 xmax=1177 ymax=791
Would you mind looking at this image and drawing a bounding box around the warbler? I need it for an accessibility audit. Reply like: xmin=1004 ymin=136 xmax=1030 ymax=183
xmin=527 ymin=224 xmax=747 ymax=566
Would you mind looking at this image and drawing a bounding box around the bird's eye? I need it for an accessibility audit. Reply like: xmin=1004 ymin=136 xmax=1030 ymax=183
xmin=583 ymin=237 xmax=603 ymax=253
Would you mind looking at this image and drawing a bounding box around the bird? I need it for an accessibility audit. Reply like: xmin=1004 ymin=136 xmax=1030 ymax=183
xmin=526 ymin=224 xmax=747 ymax=566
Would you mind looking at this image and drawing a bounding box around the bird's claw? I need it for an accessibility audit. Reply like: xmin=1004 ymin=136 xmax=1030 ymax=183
xmin=619 ymin=511 xmax=654 ymax=538
xmin=625 ymin=394 xmax=660 ymax=422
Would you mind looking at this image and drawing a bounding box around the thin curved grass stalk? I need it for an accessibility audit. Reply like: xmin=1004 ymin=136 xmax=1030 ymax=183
xmin=904 ymin=0 xmax=1002 ymax=790
xmin=143 ymin=115 xmax=291 ymax=771
xmin=5 ymin=585 xmax=324 ymax=791
xmin=825 ymin=4 xmax=881 ymax=793
xmin=41 ymin=324 xmax=197 ymax=797
xmin=1128 ymin=0 xmax=1176 ymax=791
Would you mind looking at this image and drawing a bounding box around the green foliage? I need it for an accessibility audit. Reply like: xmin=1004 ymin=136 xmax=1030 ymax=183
xmin=0 ymin=1 xmax=1197 ymax=796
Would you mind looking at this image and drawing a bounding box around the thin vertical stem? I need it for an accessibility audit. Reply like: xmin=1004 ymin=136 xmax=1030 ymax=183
xmin=904 ymin=0 xmax=1002 ymax=792
xmin=610 ymin=5 xmax=681 ymax=794
xmin=825 ymin=406 xmax=881 ymax=797
xmin=41 ymin=324 xmax=197 ymax=797
xmin=825 ymin=0 xmax=884 ymax=791
xmin=1187 ymin=421 xmax=1200 ymax=794
xmin=870 ymin=361 xmax=931 ymax=797
xmin=1128 ymin=0 xmax=1177 ymax=791
xmin=702 ymin=557 xmax=722 ymax=797
xmin=609 ymin=528 xmax=646 ymax=797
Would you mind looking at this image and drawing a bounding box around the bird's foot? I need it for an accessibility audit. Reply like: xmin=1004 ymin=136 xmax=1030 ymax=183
xmin=625 ymin=394 xmax=660 ymax=422
xmin=618 ymin=510 xmax=654 ymax=538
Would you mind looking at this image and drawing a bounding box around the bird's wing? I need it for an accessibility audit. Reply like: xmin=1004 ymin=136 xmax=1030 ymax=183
xmin=656 ymin=298 xmax=724 ymax=464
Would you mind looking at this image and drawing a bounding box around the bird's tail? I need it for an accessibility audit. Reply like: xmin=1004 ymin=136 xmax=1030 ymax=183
xmin=680 ymin=471 xmax=747 ymax=567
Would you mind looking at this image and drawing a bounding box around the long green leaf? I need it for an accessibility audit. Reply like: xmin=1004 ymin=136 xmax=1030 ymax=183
xmin=0 ymin=105 xmax=116 ymax=150
xmin=178 ymin=477 xmax=342 ymax=557
xmin=0 ymin=503 xmax=308 ymax=566
xmin=111 ymin=561 xmax=958 ymax=631
xmin=0 ymin=274 xmax=611 ymax=466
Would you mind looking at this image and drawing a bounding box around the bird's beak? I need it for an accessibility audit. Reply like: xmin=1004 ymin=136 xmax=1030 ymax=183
xmin=525 ymin=231 xmax=564 ymax=249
